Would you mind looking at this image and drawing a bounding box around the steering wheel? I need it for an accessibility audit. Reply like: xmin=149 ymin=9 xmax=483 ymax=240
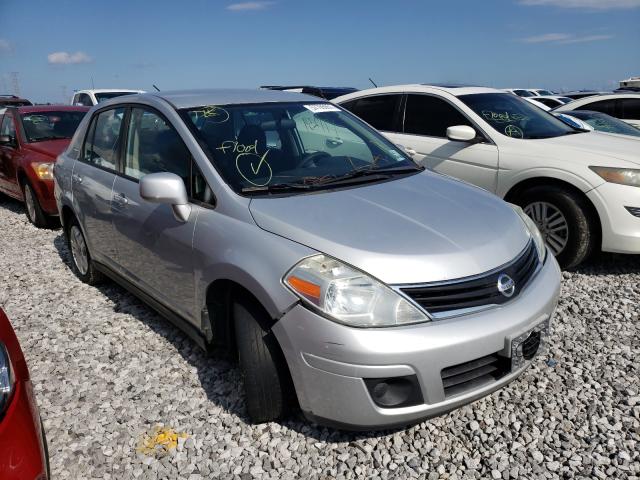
xmin=299 ymin=151 xmax=332 ymax=169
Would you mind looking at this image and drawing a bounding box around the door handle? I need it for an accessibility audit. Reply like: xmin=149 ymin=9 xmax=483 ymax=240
xmin=113 ymin=193 xmax=128 ymax=206
xmin=72 ymin=173 xmax=83 ymax=184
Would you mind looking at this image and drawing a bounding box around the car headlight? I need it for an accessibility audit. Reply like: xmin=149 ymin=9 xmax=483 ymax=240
xmin=511 ymin=204 xmax=547 ymax=263
xmin=32 ymin=162 xmax=54 ymax=180
xmin=589 ymin=167 xmax=640 ymax=188
xmin=284 ymin=255 xmax=430 ymax=327
xmin=0 ymin=344 xmax=14 ymax=415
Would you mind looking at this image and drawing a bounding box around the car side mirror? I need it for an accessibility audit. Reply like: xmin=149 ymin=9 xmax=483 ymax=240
xmin=446 ymin=125 xmax=479 ymax=142
xmin=139 ymin=172 xmax=191 ymax=222
xmin=0 ymin=135 xmax=14 ymax=146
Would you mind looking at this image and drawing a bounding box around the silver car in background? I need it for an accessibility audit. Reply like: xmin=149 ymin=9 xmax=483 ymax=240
xmin=54 ymin=89 xmax=561 ymax=429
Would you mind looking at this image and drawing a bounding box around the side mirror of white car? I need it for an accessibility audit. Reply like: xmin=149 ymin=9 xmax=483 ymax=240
xmin=139 ymin=172 xmax=191 ymax=222
xmin=446 ymin=125 xmax=478 ymax=142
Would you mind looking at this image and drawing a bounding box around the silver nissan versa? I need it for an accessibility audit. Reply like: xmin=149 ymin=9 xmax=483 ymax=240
xmin=54 ymin=89 xmax=561 ymax=429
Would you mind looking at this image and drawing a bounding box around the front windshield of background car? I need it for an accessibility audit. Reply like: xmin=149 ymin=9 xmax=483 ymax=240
xmin=94 ymin=92 xmax=137 ymax=103
xmin=180 ymin=102 xmax=420 ymax=194
xmin=569 ymin=111 xmax=640 ymax=137
xmin=21 ymin=111 xmax=87 ymax=142
xmin=537 ymin=90 xmax=554 ymax=96
xmin=513 ymin=90 xmax=534 ymax=97
xmin=460 ymin=93 xmax=579 ymax=139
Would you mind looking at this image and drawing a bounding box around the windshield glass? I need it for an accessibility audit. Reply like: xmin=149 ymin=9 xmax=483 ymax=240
xmin=21 ymin=111 xmax=87 ymax=142
xmin=95 ymin=92 xmax=137 ymax=103
xmin=513 ymin=90 xmax=534 ymax=97
xmin=181 ymin=102 xmax=419 ymax=194
xmin=460 ymin=93 xmax=578 ymax=139
xmin=537 ymin=90 xmax=554 ymax=96
xmin=569 ymin=111 xmax=640 ymax=137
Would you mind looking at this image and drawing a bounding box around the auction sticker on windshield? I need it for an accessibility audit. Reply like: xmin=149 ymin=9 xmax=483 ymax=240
xmin=304 ymin=104 xmax=341 ymax=113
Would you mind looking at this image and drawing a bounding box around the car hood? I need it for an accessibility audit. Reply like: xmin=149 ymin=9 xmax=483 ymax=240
xmin=24 ymin=139 xmax=70 ymax=160
xmin=531 ymin=132 xmax=640 ymax=167
xmin=249 ymin=172 xmax=531 ymax=284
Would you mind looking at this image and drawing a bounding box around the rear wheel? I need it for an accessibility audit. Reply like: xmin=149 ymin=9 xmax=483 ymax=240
xmin=66 ymin=217 xmax=103 ymax=285
xmin=23 ymin=182 xmax=50 ymax=228
xmin=233 ymin=297 xmax=291 ymax=423
xmin=517 ymin=186 xmax=596 ymax=269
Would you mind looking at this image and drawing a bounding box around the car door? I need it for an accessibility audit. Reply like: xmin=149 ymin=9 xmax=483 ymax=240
xmin=71 ymin=107 xmax=124 ymax=266
xmin=110 ymin=106 xmax=200 ymax=321
xmin=0 ymin=111 xmax=22 ymax=197
xmin=390 ymin=94 xmax=499 ymax=193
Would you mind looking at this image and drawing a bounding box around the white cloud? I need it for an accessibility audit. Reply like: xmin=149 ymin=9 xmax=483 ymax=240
xmin=0 ymin=39 xmax=12 ymax=54
xmin=519 ymin=0 xmax=640 ymax=9
xmin=520 ymin=32 xmax=613 ymax=44
xmin=47 ymin=51 xmax=93 ymax=65
xmin=226 ymin=1 xmax=274 ymax=11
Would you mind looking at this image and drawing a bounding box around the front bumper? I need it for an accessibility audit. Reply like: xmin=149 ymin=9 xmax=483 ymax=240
xmin=587 ymin=182 xmax=640 ymax=254
xmin=273 ymin=255 xmax=561 ymax=429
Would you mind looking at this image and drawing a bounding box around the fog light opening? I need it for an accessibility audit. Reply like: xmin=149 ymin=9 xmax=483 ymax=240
xmin=364 ymin=375 xmax=423 ymax=409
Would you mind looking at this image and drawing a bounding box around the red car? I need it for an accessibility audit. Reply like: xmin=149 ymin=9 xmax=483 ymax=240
xmin=0 ymin=105 xmax=89 ymax=227
xmin=0 ymin=308 xmax=49 ymax=479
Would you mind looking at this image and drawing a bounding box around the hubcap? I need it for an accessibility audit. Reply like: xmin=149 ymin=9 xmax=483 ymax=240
xmin=69 ymin=226 xmax=89 ymax=275
xmin=524 ymin=202 xmax=569 ymax=256
xmin=24 ymin=186 xmax=37 ymax=222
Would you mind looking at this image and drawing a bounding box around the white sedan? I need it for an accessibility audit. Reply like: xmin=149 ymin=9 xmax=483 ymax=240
xmin=335 ymin=85 xmax=640 ymax=268
xmin=555 ymin=93 xmax=640 ymax=129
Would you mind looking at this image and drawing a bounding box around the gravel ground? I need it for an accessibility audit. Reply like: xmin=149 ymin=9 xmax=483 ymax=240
xmin=0 ymin=196 xmax=638 ymax=480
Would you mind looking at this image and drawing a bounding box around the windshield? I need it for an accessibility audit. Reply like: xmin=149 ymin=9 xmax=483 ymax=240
xmin=21 ymin=111 xmax=87 ymax=142
xmin=569 ymin=111 xmax=640 ymax=137
xmin=181 ymin=102 xmax=420 ymax=195
xmin=460 ymin=93 xmax=578 ymax=139
xmin=513 ymin=90 xmax=534 ymax=97
xmin=95 ymin=92 xmax=137 ymax=103
xmin=537 ymin=90 xmax=554 ymax=96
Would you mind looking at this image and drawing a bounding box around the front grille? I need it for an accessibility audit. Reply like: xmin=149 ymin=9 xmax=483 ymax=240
xmin=625 ymin=206 xmax=640 ymax=218
xmin=399 ymin=241 xmax=539 ymax=316
xmin=441 ymin=353 xmax=511 ymax=398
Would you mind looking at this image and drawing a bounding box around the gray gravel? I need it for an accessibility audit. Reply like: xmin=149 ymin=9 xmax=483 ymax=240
xmin=0 ymin=196 xmax=638 ymax=480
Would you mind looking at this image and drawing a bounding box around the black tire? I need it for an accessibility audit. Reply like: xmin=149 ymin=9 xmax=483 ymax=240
xmin=22 ymin=181 xmax=51 ymax=228
xmin=65 ymin=217 xmax=103 ymax=285
xmin=41 ymin=419 xmax=51 ymax=480
xmin=517 ymin=186 xmax=597 ymax=269
xmin=233 ymin=297 xmax=291 ymax=423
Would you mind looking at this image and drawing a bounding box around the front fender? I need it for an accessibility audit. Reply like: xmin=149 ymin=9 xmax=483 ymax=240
xmin=497 ymin=166 xmax=602 ymax=198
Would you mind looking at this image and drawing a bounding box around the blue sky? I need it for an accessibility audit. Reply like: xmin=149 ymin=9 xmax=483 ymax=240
xmin=1 ymin=0 xmax=639 ymax=103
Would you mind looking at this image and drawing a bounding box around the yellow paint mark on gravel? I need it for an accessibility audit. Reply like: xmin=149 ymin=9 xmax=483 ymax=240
xmin=136 ymin=426 xmax=188 ymax=457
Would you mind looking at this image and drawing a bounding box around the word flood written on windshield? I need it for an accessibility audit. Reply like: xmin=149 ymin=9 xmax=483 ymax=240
xmin=217 ymin=140 xmax=273 ymax=187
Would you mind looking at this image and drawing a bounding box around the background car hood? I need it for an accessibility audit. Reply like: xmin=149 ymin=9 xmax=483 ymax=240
xmin=249 ymin=172 xmax=531 ymax=284
xmin=533 ymin=132 xmax=640 ymax=167
xmin=25 ymin=139 xmax=70 ymax=160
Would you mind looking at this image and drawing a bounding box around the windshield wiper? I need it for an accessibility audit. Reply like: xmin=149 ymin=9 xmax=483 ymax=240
xmin=242 ymin=182 xmax=315 ymax=194
xmin=30 ymin=135 xmax=67 ymax=142
xmin=316 ymin=165 xmax=423 ymax=187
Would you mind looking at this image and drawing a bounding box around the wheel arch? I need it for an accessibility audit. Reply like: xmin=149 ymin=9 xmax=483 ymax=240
xmin=504 ymin=176 xmax=602 ymax=247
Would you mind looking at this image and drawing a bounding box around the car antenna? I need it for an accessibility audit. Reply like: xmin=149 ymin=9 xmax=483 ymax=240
xmin=153 ymin=84 xmax=161 ymax=92
xmin=369 ymin=78 xmax=378 ymax=88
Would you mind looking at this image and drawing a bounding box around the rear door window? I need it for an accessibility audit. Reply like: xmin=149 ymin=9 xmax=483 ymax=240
xmin=619 ymin=98 xmax=640 ymax=119
xmin=404 ymin=94 xmax=472 ymax=138
xmin=344 ymin=94 xmax=402 ymax=132
xmin=83 ymin=107 xmax=125 ymax=170
xmin=577 ymin=99 xmax=616 ymax=116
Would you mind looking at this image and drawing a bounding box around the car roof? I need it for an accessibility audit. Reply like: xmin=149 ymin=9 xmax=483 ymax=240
xmin=15 ymin=105 xmax=90 ymax=114
xmin=75 ymin=89 xmax=144 ymax=94
xmin=333 ymin=84 xmax=505 ymax=103
xmin=125 ymin=89 xmax=321 ymax=109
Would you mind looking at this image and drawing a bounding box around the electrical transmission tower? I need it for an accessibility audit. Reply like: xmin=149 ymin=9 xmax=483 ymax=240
xmin=10 ymin=72 xmax=20 ymax=96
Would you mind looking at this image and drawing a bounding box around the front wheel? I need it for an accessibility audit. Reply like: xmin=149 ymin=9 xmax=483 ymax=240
xmin=23 ymin=182 xmax=51 ymax=228
xmin=234 ymin=298 xmax=291 ymax=423
xmin=518 ymin=186 xmax=596 ymax=269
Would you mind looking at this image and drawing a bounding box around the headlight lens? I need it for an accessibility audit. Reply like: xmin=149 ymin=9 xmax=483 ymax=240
xmin=512 ymin=205 xmax=547 ymax=262
xmin=32 ymin=162 xmax=54 ymax=180
xmin=0 ymin=344 xmax=14 ymax=414
xmin=589 ymin=166 xmax=640 ymax=188
xmin=284 ymin=255 xmax=430 ymax=327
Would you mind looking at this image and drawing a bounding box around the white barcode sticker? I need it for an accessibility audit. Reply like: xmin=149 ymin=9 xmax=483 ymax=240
xmin=304 ymin=104 xmax=341 ymax=113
